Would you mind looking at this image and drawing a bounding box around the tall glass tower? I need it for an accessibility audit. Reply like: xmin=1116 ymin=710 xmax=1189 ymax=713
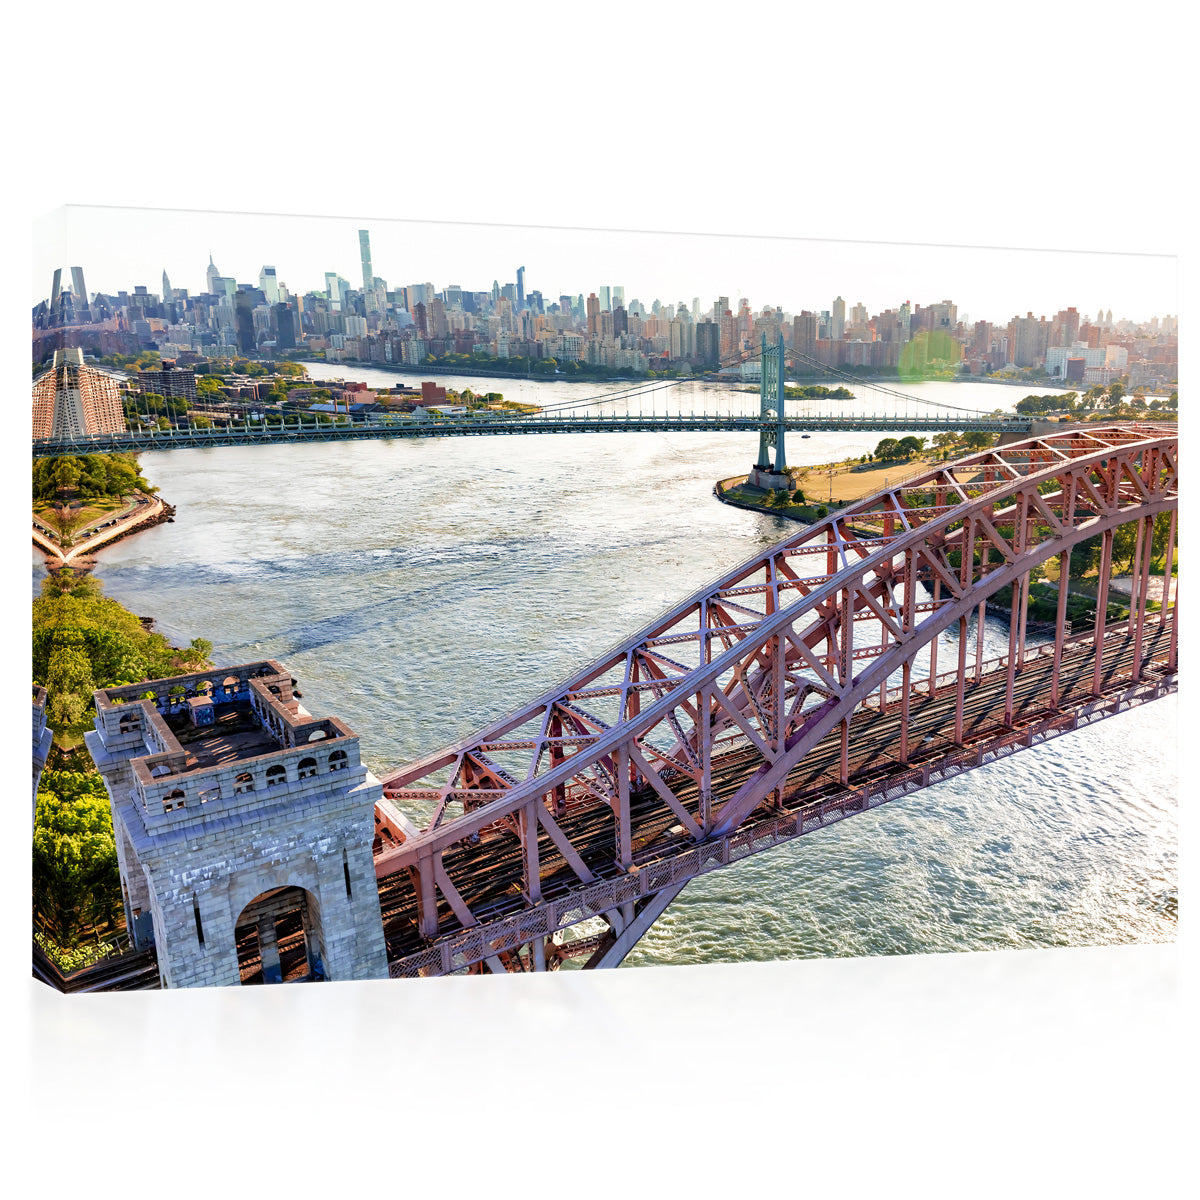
xmin=359 ymin=230 xmax=374 ymax=293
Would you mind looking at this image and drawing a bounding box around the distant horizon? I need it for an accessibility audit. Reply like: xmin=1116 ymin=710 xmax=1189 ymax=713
xmin=33 ymin=204 xmax=1178 ymax=329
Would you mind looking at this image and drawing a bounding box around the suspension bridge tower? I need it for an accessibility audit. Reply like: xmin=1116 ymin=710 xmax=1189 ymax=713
xmin=748 ymin=332 xmax=792 ymax=491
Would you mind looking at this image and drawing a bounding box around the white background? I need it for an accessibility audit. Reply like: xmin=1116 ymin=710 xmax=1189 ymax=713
xmin=3 ymin=4 xmax=1192 ymax=1195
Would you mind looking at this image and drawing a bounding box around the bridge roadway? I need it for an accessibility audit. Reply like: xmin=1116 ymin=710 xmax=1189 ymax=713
xmin=373 ymin=618 xmax=1173 ymax=969
xmin=31 ymin=409 xmax=1037 ymax=457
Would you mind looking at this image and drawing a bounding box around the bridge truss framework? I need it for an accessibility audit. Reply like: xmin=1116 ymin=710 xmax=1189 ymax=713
xmin=367 ymin=424 xmax=1176 ymax=975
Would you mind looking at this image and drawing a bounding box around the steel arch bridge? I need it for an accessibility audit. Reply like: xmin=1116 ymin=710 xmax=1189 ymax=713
xmin=369 ymin=423 xmax=1177 ymax=975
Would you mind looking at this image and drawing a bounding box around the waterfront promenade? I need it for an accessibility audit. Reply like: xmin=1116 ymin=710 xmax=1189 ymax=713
xmin=33 ymin=494 xmax=167 ymax=567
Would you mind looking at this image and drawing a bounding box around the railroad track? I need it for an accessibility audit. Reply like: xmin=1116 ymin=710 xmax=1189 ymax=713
xmin=32 ymin=941 xmax=160 ymax=993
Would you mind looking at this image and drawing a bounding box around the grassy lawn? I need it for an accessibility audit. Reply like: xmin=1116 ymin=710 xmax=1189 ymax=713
xmin=790 ymin=456 xmax=939 ymax=505
xmin=718 ymin=455 xmax=940 ymax=521
xmin=34 ymin=497 xmax=126 ymax=540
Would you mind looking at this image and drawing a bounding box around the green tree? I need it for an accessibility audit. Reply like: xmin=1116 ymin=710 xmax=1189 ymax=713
xmin=1151 ymin=511 xmax=1174 ymax=568
xmin=961 ymin=431 xmax=995 ymax=451
xmin=898 ymin=435 xmax=926 ymax=458
xmin=874 ymin=438 xmax=902 ymax=460
xmin=45 ymin=641 xmax=94 ymax=727
xmin=33 ymin=770 xmax=121 ymax=943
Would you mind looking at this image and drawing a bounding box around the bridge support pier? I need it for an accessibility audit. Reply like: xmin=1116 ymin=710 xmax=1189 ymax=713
xmin=749 ymin=333 xmax=792 ymax=491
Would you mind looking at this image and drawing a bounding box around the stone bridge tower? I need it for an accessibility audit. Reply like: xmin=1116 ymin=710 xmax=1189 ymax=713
xmin=85 ymin=660 xmax=388 ymax=988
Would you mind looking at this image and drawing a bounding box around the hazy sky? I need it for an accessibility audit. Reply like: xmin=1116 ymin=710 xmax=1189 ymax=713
xmin=35 ymin=204 xmax=1177 ymax=327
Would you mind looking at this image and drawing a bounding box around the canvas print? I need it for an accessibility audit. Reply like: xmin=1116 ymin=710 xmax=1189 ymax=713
xmin=30 ymin=205 xmax=1178 ymax=990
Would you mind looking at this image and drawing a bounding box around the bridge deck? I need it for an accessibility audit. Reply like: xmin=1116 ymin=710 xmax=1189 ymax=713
xmin=374 ymin=619 xmax=1173 ymax=966
xmin=31 ymin=411 xmax=1038 ymax=457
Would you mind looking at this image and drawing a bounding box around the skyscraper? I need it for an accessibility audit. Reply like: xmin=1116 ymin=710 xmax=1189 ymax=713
xmin=162 ymin=270 xmax=173 ymax=305
xmin=273 ymin=304 xmax=296 ymax=349
xmin=235 ymin=290 xmax=256 ymax=354
xmin=516 ymin=266 xmax=525 ymax=310
xmin=259 ymin=266 xmax=279 ymax=305
xmin=50 ymin=269 xmax=62 ymax=311
xmin=831 ymin=296 xmax=846 ymax=341
xmin=71 ymin=266 xmax=89 ymax=313
xmin=611 ymin=285 xmax=625 ymax=311
xmin=359 ymin=230 xmax=374 ymax=293
xmin=599 ymin=285 xmax=611 ymax=312
xmin=206 ymin=253 xmax=221 ymax=295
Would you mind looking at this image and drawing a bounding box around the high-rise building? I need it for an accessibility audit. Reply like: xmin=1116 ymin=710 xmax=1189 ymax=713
xmin=599 ymin=285 xmax=611 ymax=312
xmin=359 ymin=230 xmax=374 ymax=292
xmin=259 ymin=266 xmax=279 ymax=305
xmin=793 ymin=311 xmax=818 ymax=359
xmin=161 ymin=270 xmax=173 ymax=305
xmin=516 ymin=266 xmax=526 ymax=310
xmin=695 ymin=321 xmax=720 ymax=365
xmin=611 ymin=286 xmax=624 ymax=311
xmin=235 ymin=290 xmax=257 ymax=354
xmin=32 ymin=349 xmax=126 ymax=440
xmin=273 ymin=304 xmax=296 ymax=349
xmin=1010 ymin=312 xmax=1046 ymax=367
xmin=206 ymin=253 xmax=221 ymax=295
xmin=831 ymin=296 xmax=846 ymax=341
xmin=71 ymin=266 xmax=89 ymax=315
xmin=1051 ymin=307 xmax=1079 ymax=348
xmin=586 ymin=293 xmax=600 ymax=337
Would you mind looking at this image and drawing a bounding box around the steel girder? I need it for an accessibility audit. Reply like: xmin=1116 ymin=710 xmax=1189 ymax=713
xmin=372 ymin=423 xmax=1176 ymax=974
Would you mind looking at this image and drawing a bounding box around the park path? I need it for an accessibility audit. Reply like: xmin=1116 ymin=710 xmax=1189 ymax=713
xmin=34 ymin=495 xmax=165 ymax=566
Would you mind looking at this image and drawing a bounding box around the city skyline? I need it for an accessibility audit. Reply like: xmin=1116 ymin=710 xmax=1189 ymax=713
xmin=34 ymin=205 xmax=1177 ymax=328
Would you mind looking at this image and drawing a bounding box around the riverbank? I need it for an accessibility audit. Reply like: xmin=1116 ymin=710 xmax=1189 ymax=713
xmin=33 ymin=493 xmax=175 ymax=570
xmin=290 ymin=355 xmax=651 ymax=385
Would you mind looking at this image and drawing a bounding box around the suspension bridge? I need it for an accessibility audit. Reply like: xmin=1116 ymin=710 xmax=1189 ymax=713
xmin=31 ymin=337 xmax=1051 ymax=459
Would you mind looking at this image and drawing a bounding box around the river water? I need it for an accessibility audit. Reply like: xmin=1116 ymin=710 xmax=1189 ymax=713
xmin=34 ymin=371 xmax=1177 ymax=967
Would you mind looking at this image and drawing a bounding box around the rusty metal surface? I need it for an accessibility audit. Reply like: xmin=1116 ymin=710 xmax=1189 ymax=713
xmin=369 ymin=424 xmax=1177 ymax=975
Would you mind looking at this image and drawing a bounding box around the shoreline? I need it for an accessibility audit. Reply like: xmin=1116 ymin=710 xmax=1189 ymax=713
xmin=34 ymin=493 xmax=175 ymax=572
xmin=293 ymin=356 xmax=1131 ymax=393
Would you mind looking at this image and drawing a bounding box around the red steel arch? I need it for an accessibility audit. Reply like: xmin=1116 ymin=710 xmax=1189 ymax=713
xmin=372 ymin=423 xmax=1177 ymax=975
